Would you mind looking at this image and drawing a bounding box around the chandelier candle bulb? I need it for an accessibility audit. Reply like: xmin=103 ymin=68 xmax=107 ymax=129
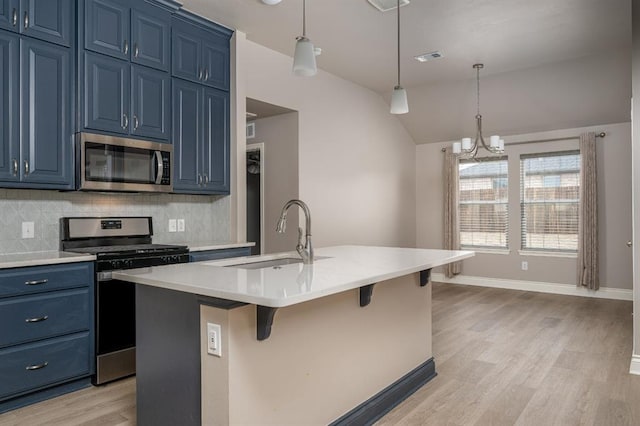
xmin=490 ymin=135 xmax=500 ymax=148
xmin=453 ymin=142 xmax=462 ymax=154
xmin=498 ymin=139 xmax=505 ymax=151
xmin=461 ymin=138 xmax=472 ymax=151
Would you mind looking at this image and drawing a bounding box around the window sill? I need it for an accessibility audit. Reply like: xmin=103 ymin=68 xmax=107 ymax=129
xmin=518 ymin=250 xmax=577 ymax=258
xmin=461 ymin=248 xmax=511 ymax=255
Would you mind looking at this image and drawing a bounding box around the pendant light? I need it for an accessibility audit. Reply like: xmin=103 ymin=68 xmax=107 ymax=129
xmin=293 ymin=0 xmax=317 ymax=77
xmin=390 ymin=0 xmax=408 ymax=114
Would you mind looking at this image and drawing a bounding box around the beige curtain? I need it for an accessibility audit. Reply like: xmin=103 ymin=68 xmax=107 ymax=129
xmin=577 ymin=132 xmax=599 ymax=290
xmin=443 ymin=147 xmax=462 ymax=278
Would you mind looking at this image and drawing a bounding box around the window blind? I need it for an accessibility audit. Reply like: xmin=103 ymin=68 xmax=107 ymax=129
xmin=520 ymin=151 xmax=580 ymax=252
xmin=458 ymin=157 xmax=508 ymax=249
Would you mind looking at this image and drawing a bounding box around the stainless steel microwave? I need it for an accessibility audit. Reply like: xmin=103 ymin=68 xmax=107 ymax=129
xmin=78 ymin=133 xmax=173 ymax=193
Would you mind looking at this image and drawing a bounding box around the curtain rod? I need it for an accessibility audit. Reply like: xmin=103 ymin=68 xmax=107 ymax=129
xmin=440 ymin=132 xmax=606 ymax=152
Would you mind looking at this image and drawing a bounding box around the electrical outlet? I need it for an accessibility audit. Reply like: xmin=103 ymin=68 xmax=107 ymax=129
xmin=521 ymin=261 xmax=528 ymax=271
xmin=168 ymin=219 xmax=177 ymax=233
xmin=177 ymin=219 xmax=185 ymax=232
xmin=21 ymin=222 xmax=35 ymax=239
xmin=207 ymin=323 xmax=221 ymax=357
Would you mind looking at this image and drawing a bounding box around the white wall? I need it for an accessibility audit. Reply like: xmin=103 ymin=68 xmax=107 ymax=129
xmin=631 ymin=0 xmax=640 ymax=373
xmin=399 ymin=50 xmax=631 ymax=144
xmin=416 ymin=123 xmax=633 ymax=291
xmin=239 ymin=37 xmax=417 ymax=248
xmin=248 ymin=112 xmax=299 ymax=253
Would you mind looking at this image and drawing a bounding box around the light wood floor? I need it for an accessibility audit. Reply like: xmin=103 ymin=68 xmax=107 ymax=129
xmin=1 ymin=282 xmax=639 ymax=426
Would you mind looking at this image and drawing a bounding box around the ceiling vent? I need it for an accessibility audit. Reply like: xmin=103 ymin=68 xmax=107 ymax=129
xmin=414 ymin=51 xmax=444 ymax=62
xmin=367 ymin=0 xmax=410 ymax=13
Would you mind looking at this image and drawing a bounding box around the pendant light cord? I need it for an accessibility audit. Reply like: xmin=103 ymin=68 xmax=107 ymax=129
xmin=397 ymin=0 xmax=401 ymax=87
xmin=303 ymin=0 xmax=306 ymax=37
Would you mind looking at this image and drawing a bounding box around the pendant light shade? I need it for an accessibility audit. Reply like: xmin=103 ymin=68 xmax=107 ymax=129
xmin=293 ymin=0 xmax=317 ymax=77
xmin=390 ymin=0 xmax=408 ymax=114
xmin=390 ymin=86 xmax=408 ymax=114
xmin=293 ymin=36 xmax=317 ymax=77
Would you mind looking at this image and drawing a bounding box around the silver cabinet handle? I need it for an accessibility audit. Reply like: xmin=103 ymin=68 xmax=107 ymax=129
xmin=133 ymin=114 xmax=139 ymax=130
xmin=203 ymin=174 xmax=209 ymax=184
xmin=12 ymin=159 xmax=17 ymax=176
xmin=198 ymin=68 xmax=204 ymax=81
xmin=627 ymin=241 xmax=632 ymax=247
xmin=122 ymin=114 xmax=129 ymax=130
xmin=23 ymin=160 xmax=29 ymax=176
xmin=197 ymin=174 xmax=203 ymax=185
xmin=26 ymin=362 xmax=48 ymax=371
xmin=204 ymin=68 xmax=209 ymax=82
xmin=133 ymin=43 xmax=139 ymax=58
xmin=25 ymin=279 xmax=48 ymax=286
xmin=25 ymin=315 xmax=49 ymax=323
xmin=23 ymin=11 xmax=28 ymax=29
xmin=12 ymin=8 xmax=17 ymax=26
xmin=123 ymin=40 xmax=129 ymax=55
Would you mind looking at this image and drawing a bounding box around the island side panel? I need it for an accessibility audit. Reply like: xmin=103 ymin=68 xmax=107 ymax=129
xmin=200 ymin=272 xmax=432 ymax=425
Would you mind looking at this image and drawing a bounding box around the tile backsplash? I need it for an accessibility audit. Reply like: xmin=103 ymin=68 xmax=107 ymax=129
xmin=0 ymin=189 xmax=231 ymax=254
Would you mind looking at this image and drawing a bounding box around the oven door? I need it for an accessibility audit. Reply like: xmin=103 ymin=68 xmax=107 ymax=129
xmin=94 ymin=271 xmax=136 ymax=385
xmin=79 ymin=133 xmax=172 ymax=193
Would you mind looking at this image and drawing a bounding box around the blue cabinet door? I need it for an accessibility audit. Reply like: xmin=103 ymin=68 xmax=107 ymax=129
xmin=132 ymin=65 xmax=170 ymax=141
xmin=85 ymin=0 xmax=129 ymax=61
xmin=0 ymin=32 xmax=18 ymax=183
xmin=172 ymin=78 xmax=202 ymax=192
xmin=201 ymin=36 xmax=229 ymax=91
xmin=171 ymin=22 xmax=201 ymax=83
xmin=0 ymin=0 xmax=19 ymax=32
xmin=84 ymin=52 xmax=130 ymax=135
xmin=20 ymin=38 xmax=72 ymax=187
xmin=202 ymin=88 xmax=229 ymax=194
xmin=20 ymin=0 xmax=72 ymax=47
xmin=131 ymin=7 xmax=170 ymax=72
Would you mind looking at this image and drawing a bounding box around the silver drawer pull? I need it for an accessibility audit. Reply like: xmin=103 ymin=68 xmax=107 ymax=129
xmin=25 ymin=315 xmax=49 ymax=323
xmin=24 ymin=279 xmax=48 ymax=286
xmin=26 ymin=362 xmax=48 ymax=371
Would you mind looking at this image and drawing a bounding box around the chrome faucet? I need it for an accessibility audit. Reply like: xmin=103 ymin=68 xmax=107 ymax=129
xmin=276 ymin=199 xmax=313 ymax=264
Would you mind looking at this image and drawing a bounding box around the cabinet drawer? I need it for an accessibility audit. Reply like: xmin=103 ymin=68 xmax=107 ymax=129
xmin=189 ymin=247 xmax=251 ymax=263
xmin=0 ymin=332 xmax=90 ymax=400
xmin=0 ymin=288 xmax=90 ymax=348
xmin=0 ymin=263 xmax=93 ymax=298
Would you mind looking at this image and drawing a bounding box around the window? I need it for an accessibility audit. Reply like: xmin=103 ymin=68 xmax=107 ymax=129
xmin=520 ymin=151 xmax=580 ymax=252
xmin=459 ymin=157 xmax=508 ymax=249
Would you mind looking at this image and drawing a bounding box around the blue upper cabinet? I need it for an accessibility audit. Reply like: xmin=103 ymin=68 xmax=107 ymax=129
xmin=172 ymin=78 xmax=201 ymax=192
xmin=20 ymin=0 xmax=72 ymax=47
xmin=85 ymin=0 xmax=170 ymax=72
xmin=0 ymin=32 xmax=19 ymax=183
xmin=132 ymin=65 xmax=170 ymax=140
xmin=0 ymin=0 xmax=19 ymax=32
xmin=20 ymin=38 xmax=72 ymax=186
xmin=171 ymin=14 xmax=232 ymax=91
xmin=84 ymin=0 xmax=130 ymax=61
xmin=202 ymin=88 xmax=229 ymax=193
xmin=84 ymin=51 xmax=130 ymax=136
xmin=131 ymin=7 xmax=170 ymax=72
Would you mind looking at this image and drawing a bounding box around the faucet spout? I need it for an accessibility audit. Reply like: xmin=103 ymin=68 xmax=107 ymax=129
xmin=276 ymin=199 xmax=313 ymax=264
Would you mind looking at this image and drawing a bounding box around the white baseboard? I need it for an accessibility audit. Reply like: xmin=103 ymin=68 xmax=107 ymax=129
xmin=630 ymin=355 xmax=640 ymax=375
xmin=431 ymin=273 xmax=633 ymax=301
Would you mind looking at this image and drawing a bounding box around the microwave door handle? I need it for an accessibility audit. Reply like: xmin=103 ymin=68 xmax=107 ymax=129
xmin=155 ymin=151 xmax=164 ymax=184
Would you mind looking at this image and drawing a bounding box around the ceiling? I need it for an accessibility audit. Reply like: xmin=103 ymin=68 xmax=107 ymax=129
xmin=246 ymin=98 xmax=296 ymax=120
xmin=180 ymin=0 xmax=631 ymax=93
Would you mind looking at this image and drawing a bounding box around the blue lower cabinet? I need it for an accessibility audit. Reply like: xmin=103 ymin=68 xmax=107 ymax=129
xmin=0 ymin=262 xmax=93 ymax=299
xmin=0 ymin=332 xmax=90 ymax=401
xmin=189 ymin=247 xmax=251 ymax=262
xmin=131 ymin=65 xmax=170 ymax=141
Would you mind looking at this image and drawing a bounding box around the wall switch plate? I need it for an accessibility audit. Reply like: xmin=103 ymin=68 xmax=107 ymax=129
xmin=177 ymin=219 xmax=185 ymax=232
xmin=21 ymin=222 xmax=35 ymax=239
xmin=168 ymin=219 xmax=177 ymax=233
xmin=207 ymin=323 xmax=222 ymax=357
xmin=521 ymin=261 xmax=528 ymax=271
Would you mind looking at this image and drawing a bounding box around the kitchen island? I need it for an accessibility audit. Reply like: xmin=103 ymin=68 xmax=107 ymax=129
xmin=113 ymin=245 xmax=473 ymax=426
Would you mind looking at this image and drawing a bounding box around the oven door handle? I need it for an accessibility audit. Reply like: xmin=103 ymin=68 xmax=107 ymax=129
xmin=97 ymin=271 xmax=113 ymax=282
xmin=155 ymin=151 xmax=164 ymax=184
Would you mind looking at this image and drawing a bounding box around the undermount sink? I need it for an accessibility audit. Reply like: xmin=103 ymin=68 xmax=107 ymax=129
xmin=226 ymin=256 xmax=330 ymax=270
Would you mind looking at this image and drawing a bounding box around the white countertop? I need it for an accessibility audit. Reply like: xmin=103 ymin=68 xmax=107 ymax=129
xmin=113 ymin=245 xmax=474 ymax=308
xmin=0 ymin=251 xmax=96 ymax=269
xmin=182 ymin=241 xmax=255 ymax=252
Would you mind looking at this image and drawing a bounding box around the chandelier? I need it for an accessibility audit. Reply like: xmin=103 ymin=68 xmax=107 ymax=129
xmin=453 ymin=64 xmax=504 ymax=158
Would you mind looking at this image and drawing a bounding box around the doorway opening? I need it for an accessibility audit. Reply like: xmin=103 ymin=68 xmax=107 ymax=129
xmin=246 ymin=145 xmax=264 ymax=256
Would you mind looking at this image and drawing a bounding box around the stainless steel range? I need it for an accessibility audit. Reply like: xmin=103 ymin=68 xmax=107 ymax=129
xmin=60 ymin=217 xmax=189 ymax=385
